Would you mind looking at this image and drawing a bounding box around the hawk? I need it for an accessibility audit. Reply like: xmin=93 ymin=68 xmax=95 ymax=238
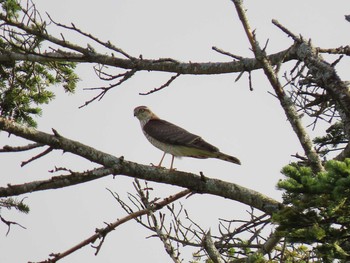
xmin=134 ymin=106 xmax=241 ymax=170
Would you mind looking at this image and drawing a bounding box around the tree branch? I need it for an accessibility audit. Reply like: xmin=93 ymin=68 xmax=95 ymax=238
xmin=33 ymin=189 xmax=191 ymax=263
xmin=272 ymin=19 xmax=350 ymax=139
xmin=0 ymin=214 xmax=26 ymax=236
xmin=21 ymin=146 xmax=53 ymax=167
xmin=203 ymin=230 xmax=224 ymax=263
xmin=0 ymin=142 xmax=44 ymax=152
xmin=232 ymin=231 xmax=281 ymax=262
xmin=232 ymin=0 xmax=324 ymax=173
xmin=0 ymin=10 xmax=301 ymax=76
xmin=139 ymin=73 xmax=181 ymax=95
xmin=0 ymin=167 xmax=113 ymax=197
xmin=0 ymin=48 xmax=299 ymax=75
xmin=0 ymin=117 xmax=281 ymax=214
xmin=133 ymin=179 xmax=182 ymax=263
xmin=45 ymin=12 xmax=135 ymax=60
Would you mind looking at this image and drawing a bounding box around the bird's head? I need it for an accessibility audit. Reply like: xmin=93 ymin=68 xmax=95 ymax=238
xmin=134 ymin=106 xmax=158 ymax=123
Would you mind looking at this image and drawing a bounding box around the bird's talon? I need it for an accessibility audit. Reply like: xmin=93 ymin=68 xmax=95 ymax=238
xmin=150 ymin=163 xmax=166 ymax=169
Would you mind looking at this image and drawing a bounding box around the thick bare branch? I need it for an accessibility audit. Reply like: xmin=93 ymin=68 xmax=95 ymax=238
xmin=0 ymin=167 xmax=113 ymax=197
xmin=0 ymin=117 xmax=281 ymax=214
xmin=0 ymin=48 xmax=298 ymax=75
xmin=0 ymin=10 xmax=301 ymax=77
xmin=203 ymin=230 xmax=224 ymax=263
xmin=232 ymin=0 xmax=324 ymax=173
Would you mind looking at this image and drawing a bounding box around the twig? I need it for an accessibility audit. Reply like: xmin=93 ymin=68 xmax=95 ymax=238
xmin=0 ymin=214 xmax=26 ymax=236
xmin=0 ymin=12 xmax=90 ymax=56
xmin=139 ymin=73 xmax=181 ymax=95
xmin=21 ymin=147 xmax=53 ymax=167
xmin=271 ymin=19 xmax=299 ymax=41
xmin=234 ymin=70 xmax=245 ymax=82
xmin=212 ymin=46 xmax=243 ymax=60
xmin=33 ymin=188 xmax=191 ymax=263
xmin=46 ymin=13 xmax=135 ymax=60
xmin=79 ymin=69 xmax=137 ymax=108
xmin=133 ymin=179 xmax=183 ymax=263
xmin=291 ymin=153 xmax=308 ymax=161
xmin=0 ymin=142 xmax=44 ymax=152
xmin=248 ymin=70 xmax=253 ymax=91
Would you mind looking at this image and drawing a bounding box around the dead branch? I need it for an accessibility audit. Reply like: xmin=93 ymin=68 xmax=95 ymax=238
xmin=46 ymin=13 xmax=135 ymax=60
xmin=21 ymin=146 xmax=53 ymax=167
xmin=0 ymin=142 xmax=44 ymax=152
xmin=0 ymin=116 xmax=282 ymax=214
xmin=139 ymin=73 xmax=181 ymax=95
xmin=212 ymin=46 xmax=244 ymax=60
xmin=133 ymin=179 xmax=182 ymax=263
xmin=203 ymin=230 xmax=224 ymax=263
xmin=32 ymin=188 xmax=190 ymax=263
xmin=0 ymin=214 xmax=26 ymax=236
xmin=232 ymin=0 xmax=324 ymax=173
xmin=0 ymin=167 xmax=114 ymax=197
xmin=79 ymin=68 xmax=137 ymax=108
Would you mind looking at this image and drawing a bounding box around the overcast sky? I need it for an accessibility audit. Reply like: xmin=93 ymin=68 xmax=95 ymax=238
xmin=1 ymin=1 xmax=350 ymax=262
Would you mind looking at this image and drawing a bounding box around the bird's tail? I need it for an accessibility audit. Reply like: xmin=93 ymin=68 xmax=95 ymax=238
xmin=216 ymin=152 xmax=241 ymax=165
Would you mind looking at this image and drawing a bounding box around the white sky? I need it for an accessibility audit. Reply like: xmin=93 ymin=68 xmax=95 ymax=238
xmin=1 ymin=0 xmax=350 ymax=262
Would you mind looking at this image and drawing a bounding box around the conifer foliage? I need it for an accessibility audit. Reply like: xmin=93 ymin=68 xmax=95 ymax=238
xmin=277 ymin=160 xmax=350 ymax=260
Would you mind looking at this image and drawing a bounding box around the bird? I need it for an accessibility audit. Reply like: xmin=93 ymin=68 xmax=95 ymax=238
xmin=134 ymin=106 xmax=241 ymax=170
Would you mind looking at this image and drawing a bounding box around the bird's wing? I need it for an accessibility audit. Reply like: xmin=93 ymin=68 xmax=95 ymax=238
xmin=143 ymin=119 xmax=219 ymax=152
